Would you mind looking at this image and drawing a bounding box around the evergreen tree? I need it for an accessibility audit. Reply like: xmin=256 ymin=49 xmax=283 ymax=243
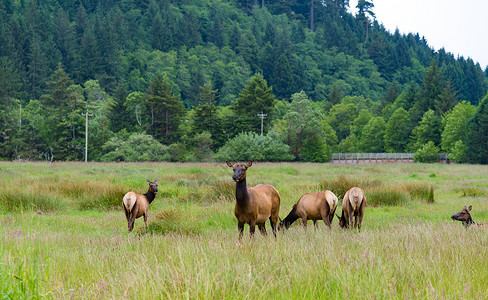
xmin=192 ymin=83 xmax=225 ymax=149
xmin=412 ymin=59 xmax=445 ymax=121
xmin=466 ymin=92 xmax=488 ymax=164
xmin=147 ymin=74 xmax=185 ymax=144
xmin=434 ymin=80 xmax=458 ymax=116
xmin=232 ymin=73 xmax=276 ymax=135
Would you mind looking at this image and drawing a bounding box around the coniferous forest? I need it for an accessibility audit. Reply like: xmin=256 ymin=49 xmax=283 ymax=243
xmin=1 ymin=0 xmax=488 ymax=163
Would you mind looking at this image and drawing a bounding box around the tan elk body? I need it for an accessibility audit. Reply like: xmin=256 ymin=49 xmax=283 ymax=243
xmin=279 ymin=190 xmax=338 ymax=230
xmin=337 ymin=187 xmax=366 ymax=232
xmin=122 ymin=179 xmax=158 ymax=232
xmin=226 ymin=161 xmax=281 ymax=238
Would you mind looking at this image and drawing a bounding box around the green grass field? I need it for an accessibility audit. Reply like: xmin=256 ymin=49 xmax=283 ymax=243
xmin=1 ymin=162 xmax=488 ymax=299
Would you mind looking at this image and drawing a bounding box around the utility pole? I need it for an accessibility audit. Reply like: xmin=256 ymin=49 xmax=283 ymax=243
xmin=257 ymin=111 xmax=267 ymax=136
xmin=81 ymin=109 xmax=93 ymax=162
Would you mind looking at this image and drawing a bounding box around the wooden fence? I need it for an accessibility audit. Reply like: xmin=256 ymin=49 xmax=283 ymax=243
xmin=331 ymin=153 xmax=449 ymax=163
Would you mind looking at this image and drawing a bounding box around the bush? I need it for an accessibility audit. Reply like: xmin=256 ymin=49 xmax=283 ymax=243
xmin=414 ymin=141 xmax=440 ymax=163
xmin=215 ymin=131 xmax=294 ymax=161
xmin=101 ymin=132 xmax=169 ymax=162
xmin=448 ymin=140 xmax=467 ymax=163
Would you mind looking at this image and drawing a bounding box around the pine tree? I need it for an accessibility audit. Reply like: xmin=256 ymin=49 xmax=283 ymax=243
xmin=192 ymin=83 xmax=224 ymax=149
xmin=232 ymin=73 xmax=276 ymax=135
xmin=466 ymin=92 xmax=488 ymax=164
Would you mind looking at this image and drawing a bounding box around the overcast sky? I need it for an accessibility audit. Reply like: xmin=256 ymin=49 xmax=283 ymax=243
xmin=348 ymin=0 xmax=488 ymax=69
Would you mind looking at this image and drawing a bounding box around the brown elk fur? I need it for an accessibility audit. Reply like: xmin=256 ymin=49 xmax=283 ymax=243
xmin=122 ymin=179 xmax=158 ymax=232
xmin=279 ymin=190 xmax=338 ymax=230
xmin=226 ymin=161 xmax=281 ymax=238
xmin=336 ymin=187 xmax=366 ymax=232
xmin=451 ymin=205 xmax=488 ymax=227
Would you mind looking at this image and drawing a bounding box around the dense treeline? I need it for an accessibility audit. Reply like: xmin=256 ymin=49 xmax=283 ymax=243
xmin=1 ymin=0 xmax=487 ymax=163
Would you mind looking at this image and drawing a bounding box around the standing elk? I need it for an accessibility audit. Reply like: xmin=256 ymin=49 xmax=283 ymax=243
xmin=336 ymin=187 xmax=366 ymax=232
xmin=451 ymin=205 xmax=488 ymax=227
xmin=122 ymin=179 xmax=158 ymax=232
xmin=279 ymin=190 xmax=338 ymax=230
xmin=226 ymin=161 xmax=281 ymax=238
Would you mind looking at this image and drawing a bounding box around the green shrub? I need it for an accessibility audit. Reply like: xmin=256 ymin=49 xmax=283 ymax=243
xmin=100 ymin=132 xmax=170 ymax=162
xmin=414 ymin=141 xmax=440 ymax=163
xmin=448 ymin=140 xmax=468 ymax=163
xmin=215 ymin=131 xmax=294 ymax=161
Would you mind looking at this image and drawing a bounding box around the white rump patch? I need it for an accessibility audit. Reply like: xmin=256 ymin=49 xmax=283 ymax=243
xmin=123 ymin=192 xmax=137 ymax=212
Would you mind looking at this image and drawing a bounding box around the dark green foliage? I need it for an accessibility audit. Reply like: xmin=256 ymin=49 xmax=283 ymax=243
xmin=232 ymin=73 xmax=276 ymax=136
xmin=0 ymin=0 xmax=487 ymax=162
xmin=466 ymin=93 xmax=488 ymax=164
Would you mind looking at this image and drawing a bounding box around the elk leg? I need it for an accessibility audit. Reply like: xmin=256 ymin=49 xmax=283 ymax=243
xmin=128 ymin=213 xmax=136 ymax=232
xmin=258 ymin=224 xmax=267 ymax=236
xmin=269 ymin=219 xmax=277 ymax=237
xmin=329 ymin=208 xmax=336 ymax=225
xmin=358 ymin=199 xmax=366 ymax=233
xmin=320 ymin=203 xmax=332 ymax=229
xmin=123 ymin=206 xmax=129 ymax=222
xmin=238 ymin=221 xmax=244 ymax=239
xmin=249 ymin=221 xmax=256 ymax=237
xmin=313 ymin=220 xmax=318 ymax=229
xmin=144 ymin=213 xmax=148 ymax=230
xmin=301 ymin=216 xmax=308 ymax=230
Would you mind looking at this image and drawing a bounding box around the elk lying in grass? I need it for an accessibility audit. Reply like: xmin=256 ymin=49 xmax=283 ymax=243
xmin=451 ymin=205 xmax=488 ymax=227
xmin=279 ymin=190 xmax=338 ymax=230
xmin=122 ymin=179 xmax=158 ymax=232
xmin=336 ymin=187 xmax=366 ymax=232
xmin=226 ymin=161 xmax=281 ymax=238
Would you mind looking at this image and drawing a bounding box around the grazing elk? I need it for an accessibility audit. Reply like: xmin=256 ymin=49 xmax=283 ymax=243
xmin=226 ymin=161 xmax=281 ymax=238
xmin=336 ymin=187 xmax=366 ymax=232
xmin=451 ymin=205 xmax=488 ymax=227
xmin=122 ymin=179 xmax=158 ymax=232
xmin=279 ymin=190 xmax=338 ymax=230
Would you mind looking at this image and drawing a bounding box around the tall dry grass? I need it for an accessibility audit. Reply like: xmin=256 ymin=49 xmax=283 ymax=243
xmin=2 ymin=162 xmax=488 ymax=298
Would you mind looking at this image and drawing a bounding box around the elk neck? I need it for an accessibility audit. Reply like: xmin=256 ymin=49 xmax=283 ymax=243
xmin=235 ymin=179 xmax=250 ymax=207
xmin=145 ymin=189 xmax=157 ymax=204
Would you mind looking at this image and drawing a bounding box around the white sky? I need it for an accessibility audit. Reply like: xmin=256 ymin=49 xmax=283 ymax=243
xmin=348 ymin=0 xmax=488 ymax=69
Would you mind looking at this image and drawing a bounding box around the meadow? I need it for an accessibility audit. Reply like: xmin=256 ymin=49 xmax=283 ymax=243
xmin=1 ymin=161 xmax=488 ymax=299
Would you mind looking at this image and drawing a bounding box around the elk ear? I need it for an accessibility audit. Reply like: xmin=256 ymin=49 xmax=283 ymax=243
xmin=146 ymin=179 xmax=150 ymax=183
xmin=245 ymin=160 xmax=253 ymax=168
xmin=226 ymin=161 xmax=233 ymax=167
xmin=468 ymin=205 xmax=472 ymax=212
xmin=154 ymin=178 xmax=158 ymax=183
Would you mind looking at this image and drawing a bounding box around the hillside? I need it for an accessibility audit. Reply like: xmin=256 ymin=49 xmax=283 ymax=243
xmin=1 ymin=0 xmax=487 ymax=163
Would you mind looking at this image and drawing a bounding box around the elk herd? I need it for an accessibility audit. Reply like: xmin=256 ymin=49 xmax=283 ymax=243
xmin=122 ymin=161 xmax=480 ymax=236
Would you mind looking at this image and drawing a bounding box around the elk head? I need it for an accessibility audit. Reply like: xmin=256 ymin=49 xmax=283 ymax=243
xmin=147 ymin=178 xmax=159 ymax=194
xmin=451 ymin=205 xmax=474 ymax=226
xmin=336 ymin=213 xmax=347 ymax=229
xmin=226 ymin=161 xmax=252 ymax=182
